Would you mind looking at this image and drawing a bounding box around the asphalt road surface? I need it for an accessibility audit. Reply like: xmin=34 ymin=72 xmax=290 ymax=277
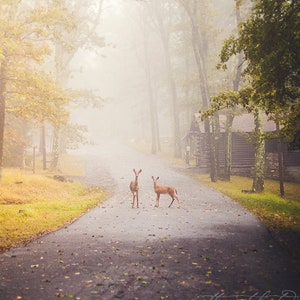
xmin=0 ymin=141 xmax=299 ymax=300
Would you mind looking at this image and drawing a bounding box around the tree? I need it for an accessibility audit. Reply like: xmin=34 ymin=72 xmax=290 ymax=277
xmin=135 ymin=3 xmax=161 ymax=154
xmin=8 ymin=70 xmax=71 ymax=170
xmin=60 ymin=123 xmax=88 ymax=151
xmin=178 ymin=0 xmax=218 ymax=181
xmin=142 ymin=0 xmax=182 ymax=157
xmin=223 ymin=0 xmax=245 ymax=181
xmin=202 ymin=0 xmax=299 ymax=191
xmin=47 ymin=0 xmax=105 ymax=170
xmin=219 ymin=0 xmax=300 ymax=137
xmin=0 ymin=1 xmax=72 ymax=181
xmin=251 ymin=107 xmax=265 ymax=192
xmin=3 ymin=116 xmax=28 ymax=168
xmin=201 ymin=88 xmax=267 ymax=191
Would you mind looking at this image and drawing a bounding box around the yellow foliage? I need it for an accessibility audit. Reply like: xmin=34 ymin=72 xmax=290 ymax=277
xmin=0 ymin=169 xmax=107 ymax=252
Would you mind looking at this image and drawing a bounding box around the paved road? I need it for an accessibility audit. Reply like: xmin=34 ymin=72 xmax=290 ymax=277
xmin=0 ymin=141 xmax=299 ymax=300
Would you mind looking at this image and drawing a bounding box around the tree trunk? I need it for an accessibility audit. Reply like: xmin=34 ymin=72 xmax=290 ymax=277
xmin=50 ymin=124 xmax=60 ymax=171
xmin=40 ymin=122 xmax=47 ymax=170
xmin=224 ymin=0 xmax=244 ymax=181
xmin=252 ymin=108 xmax=265 ymax=192
xmin=224 ymin=112 xmax=234 ymax=180
xmin=276 ymin=123 xmax=285 ymax=196
xmin=143 ymin=27 xmax=158 ymax=154
xmin=20 ymin=121 xmax=28 ymax=169
xmin=162 ymin=36 xmax=181 ymax=158
xmin=181 ymin=0 xmax=218 ymax=181
xmin=0 ymin=60 xmax=7 ymax=183
xmin=154 ymin=3 xmax=181 ymax=158
xmin=183 ymin=1 xmax=209 ymax=109
xmin=154 ymin=97 xmax=161 ymax=152
xmin=210 ymin=113 xmax=220 ymax=182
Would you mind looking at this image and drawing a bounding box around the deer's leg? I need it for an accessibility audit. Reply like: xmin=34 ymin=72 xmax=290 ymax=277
xmin=168 ymin=196 xmax=175 ymax=208
xmin=155 ymin=194 xmax=160 ymax=207
xmin=132 ymin=193 xmax=135 ymax=208
xmin=173 ymin=195 xmax=180 ymax=208
xmin=136 ymin=192 xmax=139 ymax=208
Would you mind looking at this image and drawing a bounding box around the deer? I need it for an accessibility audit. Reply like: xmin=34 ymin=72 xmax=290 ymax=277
xmin=130 ymin=169 xmax=142 ymax=208
xmin=151 ymin=176 xmax=180 ymax=208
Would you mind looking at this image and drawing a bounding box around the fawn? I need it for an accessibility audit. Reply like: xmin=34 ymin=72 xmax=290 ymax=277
xmin=130 ymin=169 xmax=142 ymax=208
xmin=151 ymin=176 xmax=180 ymax=208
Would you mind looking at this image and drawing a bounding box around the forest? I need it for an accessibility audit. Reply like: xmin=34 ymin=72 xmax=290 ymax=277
xmin=0 ymin=0 xmax=299 ymax=192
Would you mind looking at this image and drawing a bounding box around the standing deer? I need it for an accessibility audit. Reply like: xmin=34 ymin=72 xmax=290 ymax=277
xmin=151 ymin=176 xmax=180 ymax=208
xmin=130 ymin=169 xmax=142 ymax=208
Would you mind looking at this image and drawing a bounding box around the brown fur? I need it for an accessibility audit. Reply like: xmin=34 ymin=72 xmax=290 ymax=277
xmin=151 ymin=176 xmax=180 ymax=208
xmin=130 ymin=169 xmax=142 ymax=208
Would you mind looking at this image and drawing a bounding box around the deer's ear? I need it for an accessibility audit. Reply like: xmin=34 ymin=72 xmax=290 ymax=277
xmin=157 ymin=177 xmax=159 ymax=180
xmin=139 ymin=169 xmax=142 ymax=174
xmin=133 ymin=168 xmax=136 ymax=173
xmin=151 ymin=176 xmax=154 ymax=180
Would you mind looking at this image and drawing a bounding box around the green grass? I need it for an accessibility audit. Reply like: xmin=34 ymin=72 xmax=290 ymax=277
xmin=196 ymin=174 xmax=300 ymax=265
xmin=0 ymin=164 xmax=107 ymax=253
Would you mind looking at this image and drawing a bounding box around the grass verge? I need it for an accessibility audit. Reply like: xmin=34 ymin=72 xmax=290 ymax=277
xmin=0 ymin=164 xmax=107 ymax=253
xmin=196 ymin=174 xmax=300 ymax=266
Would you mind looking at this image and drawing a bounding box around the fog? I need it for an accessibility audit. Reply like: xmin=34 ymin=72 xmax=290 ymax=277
xmin=69 ymin=1 xmax=139 ymax=143
xmin=68 ymin=0 xmax=236 ymax=146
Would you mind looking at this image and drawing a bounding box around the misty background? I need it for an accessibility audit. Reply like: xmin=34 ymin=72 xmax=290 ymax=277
xmin=68 ymin=0 xmax=237 ymax=145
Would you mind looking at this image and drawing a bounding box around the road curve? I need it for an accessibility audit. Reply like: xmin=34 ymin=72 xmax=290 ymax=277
xmin=0 ymin=141 xmax=299 ymax=300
